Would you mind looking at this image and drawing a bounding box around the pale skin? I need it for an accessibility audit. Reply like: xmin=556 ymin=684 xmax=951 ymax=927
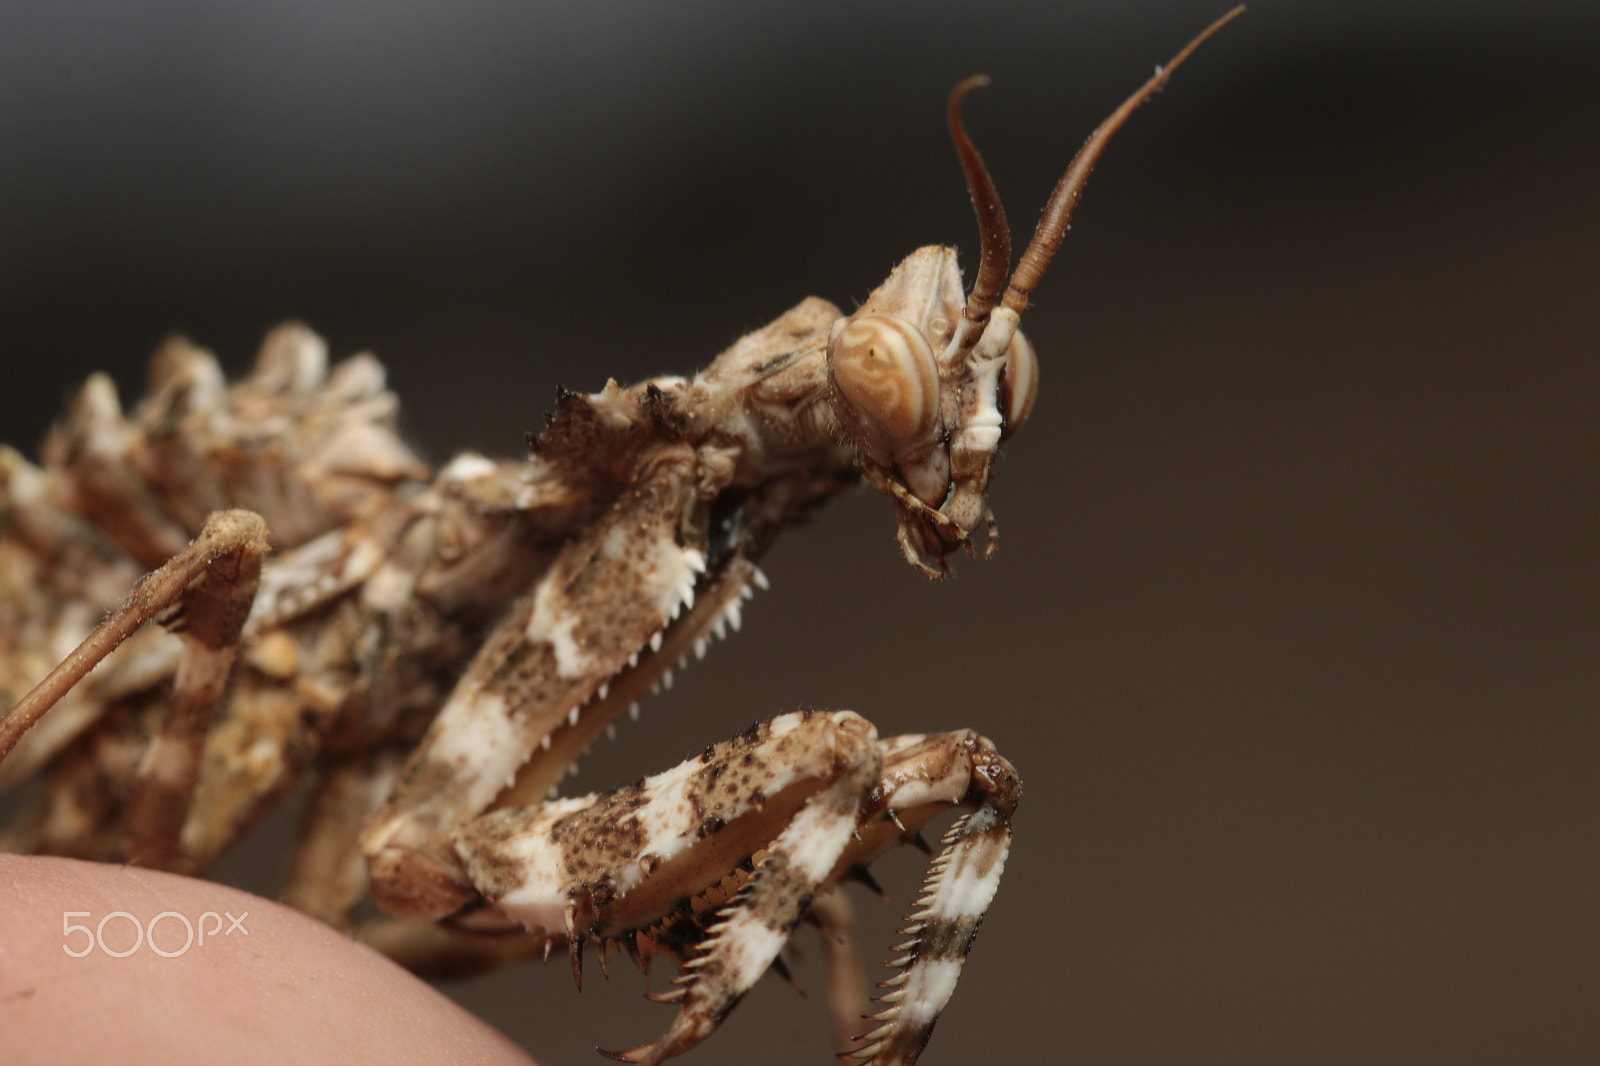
xmin=0 ymin=855 xmax=537 ymax=1066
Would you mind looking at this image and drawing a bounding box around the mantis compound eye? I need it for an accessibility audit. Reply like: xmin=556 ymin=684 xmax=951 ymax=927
xmin=828 ymin=314 xmax=940 ymax=463
xmin=999 ymin=329 xmax=1038 ymax=439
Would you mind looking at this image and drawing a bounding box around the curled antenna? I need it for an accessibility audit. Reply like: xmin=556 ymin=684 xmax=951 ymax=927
xmin=948 ymin=74 xmax=1012 ymax=326
xmin=1001 ymin=5 xmax=1245 ymax=313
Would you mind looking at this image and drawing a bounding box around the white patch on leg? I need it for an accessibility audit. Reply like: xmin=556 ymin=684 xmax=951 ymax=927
xmin=901 ymin=956 xmax=963 ymax=1026
xmin=428 ymin=691 xmax=517 ymax=767
xmin=779 ymin=795 xmax=860 ymax=884
xmin=700 ymin=908 xmax=787 ymax=990
xmin=927 ymin=843 xmax=1007 ymax=922
xmin=524 ymin=535 xmax=704 ymax=679
xmin=525 ymin=578 xmax=590 ymax=678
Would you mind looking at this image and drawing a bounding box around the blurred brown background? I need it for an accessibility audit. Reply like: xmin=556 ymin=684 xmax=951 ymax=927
xmin=2 ymin=2 xmax=1596 ymax=1064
